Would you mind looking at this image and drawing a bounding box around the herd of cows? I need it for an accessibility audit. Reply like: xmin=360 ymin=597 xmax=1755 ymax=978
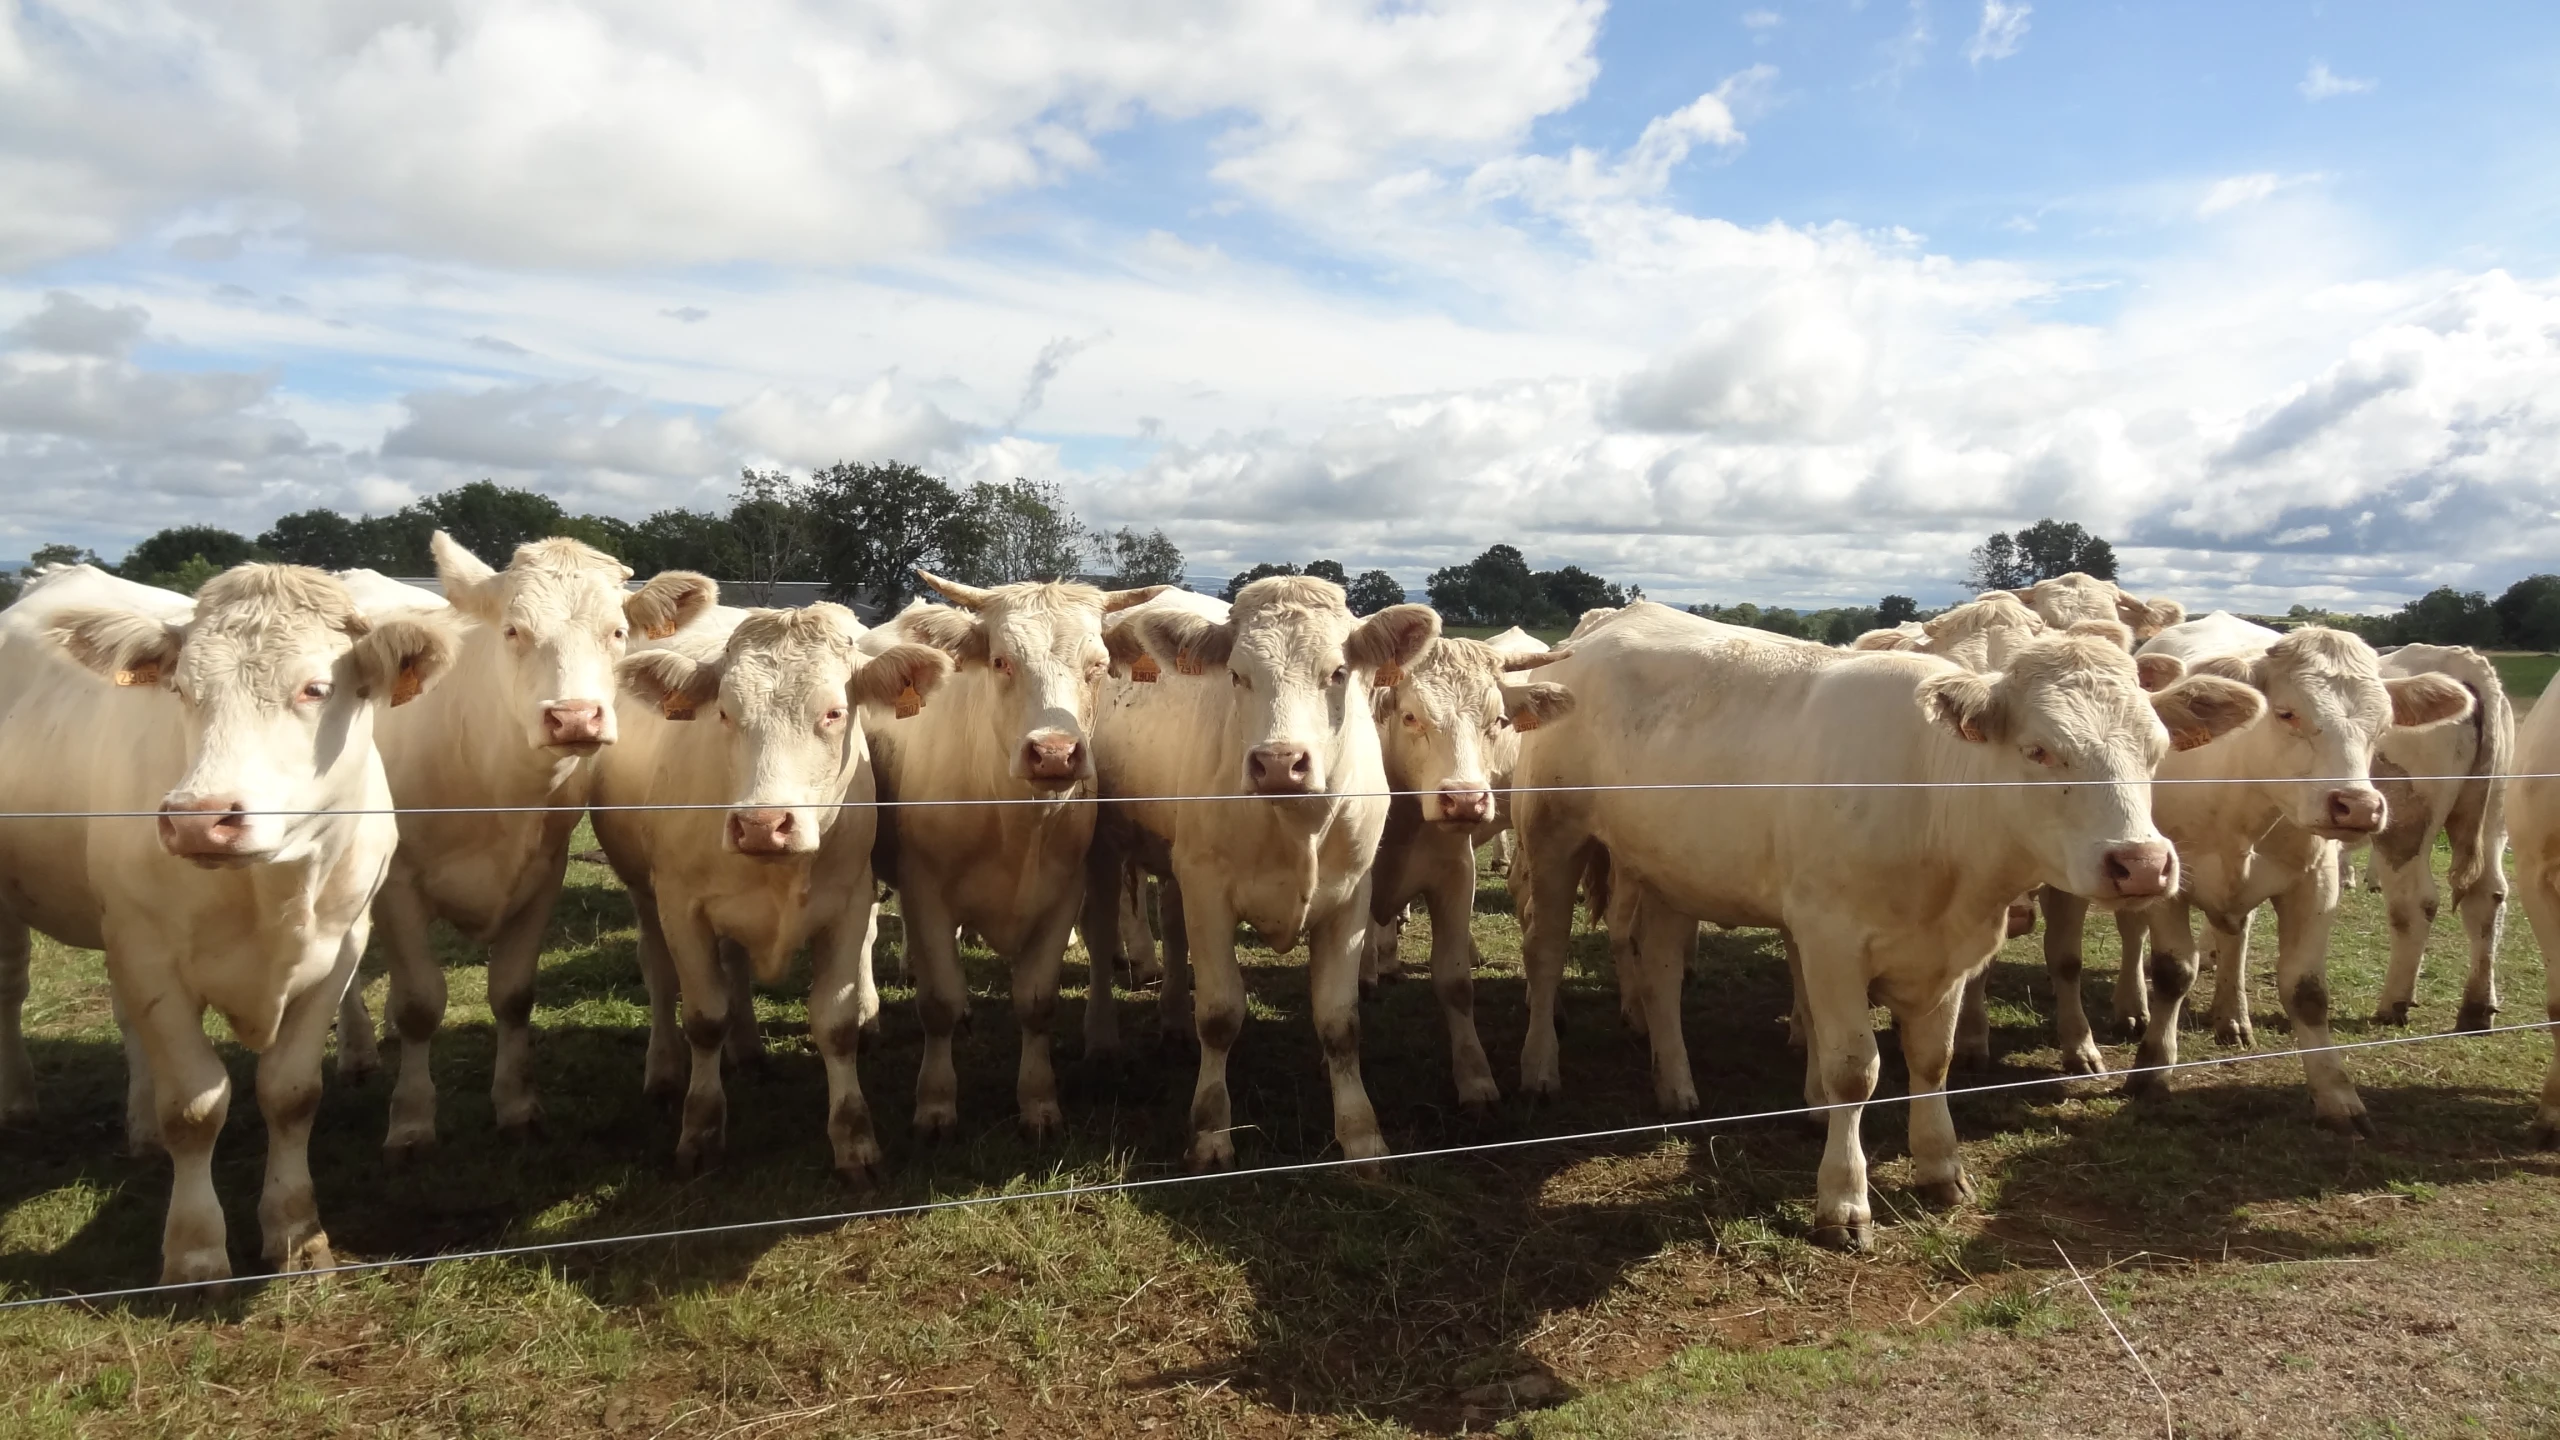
xmin=2 ymin=538 xmax=2557 ymax=1288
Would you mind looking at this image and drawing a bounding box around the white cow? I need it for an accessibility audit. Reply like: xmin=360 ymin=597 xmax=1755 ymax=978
xmin=2367 ymin=644 xmax=2513 ymax=1031
xmin=1510 ymin=601 xmax=2258 ymax=1248
xmin=1999 ymin=573 xmax=2187 ymax=640
xmin=2109 ymin=616 xmax=2473 ymax=1132
xmin=2501 ymin=668 xmax=2560 ymax=1149
xmin=336 ymin=536 xmax=716 ymax=1155
xmin=860 ymin=572 xmax=1164 ymax=1139
xmin=596 ymin=604 xmax=950 ymax=1178
xmin=0 ymin=564 xmax=457 ymax=1282
xmin=1088 ymin=577 xmax=1439 ymax=1167
xmin=1365 ymin=635 xmax=1575 ymax=1108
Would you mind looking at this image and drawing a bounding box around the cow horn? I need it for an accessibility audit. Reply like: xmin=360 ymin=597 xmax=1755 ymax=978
xmin=1499 ymin=649 xmax=1568 ymax=671
xmin=915 ymin=569 xmax=994 ymax=611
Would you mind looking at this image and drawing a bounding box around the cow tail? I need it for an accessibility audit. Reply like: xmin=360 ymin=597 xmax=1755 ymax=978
xmin=2443 ymin=649 xmax=2514 ymax=893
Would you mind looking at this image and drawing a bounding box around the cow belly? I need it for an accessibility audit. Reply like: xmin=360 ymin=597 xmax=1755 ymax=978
xmin=409 ymin=813 xmax=575 ymax=940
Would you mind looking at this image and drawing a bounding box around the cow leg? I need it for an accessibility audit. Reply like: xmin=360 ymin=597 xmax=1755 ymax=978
xmin=2110 ymin=908 xmax=2151 ymax=1040
xmin=1629 ymin=885 xmax=1698 ymax=1116
xmin=1157 ymin=876 xmax=1195 ymax=1050
xmin=658 ymin=904 xmax=732 ymax=1174
xmin=1417 ymin=835 xmax=1497 ymax=1111
xmin=1309 ymin=878 xmax=1386 ymax=1161
xmin=2126 ymin=905 xmax=2198 ymax=1100
xmin=114 ymin=957 xmax=233 ymax=1285
xmin=853 ymin=903 xmax=883 ymax=1038
xmin=1516 ymin=824 xmax=1588 ymax=1099
xmin=1120 ymin=863 xmax=1160 ymax=987
xmin=2206 ymin=910 xmax=2257 ymax=1047
xmin=1781 ymin=930 xmax=1810 ymax=1055
xmin=1012 ymin=895 xmax=1080 ymax=1142
xmin=1798 ymin=928 xmax=1881 ymax=1251
xmin=1891 ymin=975 xmax=1975 ymax=1210
xmin=1493 ymin=827 xmax=1518 ymax=877
xmin=2450 ymin=822 xmax=2508 ymax=1033
xmin=2041 ymin=887 xmax=2104 ymax=1075
xmin=904 ymin=883 xmax=967 ymax=1140
xmin=719 ymin=939 xmax=762 ymax=1071
xmin=807 ymin=915 xmax=884 ymax=1184
xmin=2372 ymin=841 xmax=2437 ymax=1026
xmin=1077 ymin=840 xmax=1126 ymax=1059
xmin=2514 ymin=869 xmax=2560 ymax=1148
xmin=1606 ymin=868 xmax=1645 ymax=1036
xmin=333 ymin=973 xmax=379 ymax=1086
xmin=487 ymin=855 xmax=566 ymax=1136
xmin=2274 ymin=871 xmax=2367 ymax=1134
xmin=0 ymin=916 xmax=33 ymax=1125
xmin=257 ymin=929 xmax=362 ymax=1273
xmin=1358 ymin=910 xmax=1401 ymax=997
xmin=632 ymin=893 xmax=686 ymax=1104
xmin=378 ymin=876 xmax=446 ymax=1159
xmin=1182 ymin=882 xmax=1247 ymax=1170
xmin=1951 ymin=970 xmax=1991 ymax=1073
xmin=110 ymin=986 xmax=159 ymax=1154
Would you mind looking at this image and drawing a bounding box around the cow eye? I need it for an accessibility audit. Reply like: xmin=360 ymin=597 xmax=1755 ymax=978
xmin=993 ymin=655 xmax=1015 ymax=676
xmin=1329 ymin=665 xmax=1349 ymax=687
xmin=822 ymin=706 xmax=847 ymax=726
xmin=503 ymin=624 xmax=522 ymax=641
xmin=1229 ymin=669 xmax=1248 ymax=689
xmin=2023 ymin=744 xmax=2055 ymax=767
xmin=300 ymin=680 xmax=333 ymax=703
xmin=2274 ymin=708 xmax=2298 ymax=725
xmin=612 ymin=625 xmax=629 ymax=641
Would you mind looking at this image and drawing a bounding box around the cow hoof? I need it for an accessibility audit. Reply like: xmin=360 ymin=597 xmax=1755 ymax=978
xmin=2373 ymin=1001 xmax=2414 ymax=1027
xmin=496 ymin=1113 xmax=547 ymax=1144
xmin=161 ymin=1248 xmax=234 ymax=1289
xmin=1809 ymin=1220 xmax=1874 ymax=1253
xmin=2528 ymin=1118 xmax=2560 ymax=1151
xmin=642 ymin=1071 xmax=684 ymax=1107
xmin=2213 ymin=1017 xmax=2253 ymax=1047
xmin=2059 ymin=1044 xmax=2107 ymax=1078
xmin=1952 ymin=1043 xmax=1993 ymax=1074
xmin=1917 ymin=1173 xmax=1976 ymax=1209
xmin=2316 ymin=1109 xmax=2375 ymax=1139
xmin=2120 ymin=1068 xmax=2170 ymax=1102
xmin=835 ymin=1159 xmax=881 ymax=1191
xmin=912 ymin=1105 xmax=960 ymax=1143
xmin=673 ymin=1133 xmax=724 ymax=1177
xmin=1657 ymin=1088 xmax=1700 ymax=1118
xmin=1018 ymin=1102 xmax=1064 ymax=1144
xmin=1186 ymin=1136 xmax=1235 ymax=1173
xmin=1338 ymin=1132 xmax=1389 ymax=1164
xmin=1456 ymin=1078 xmax=1501 ymax=1112
xmin=268 ymin=1230 xmax=334 ymax=1274
xmin=2110 ymin=1015 xmax=2148 ymax=1044
xmin=334 ymin=1054 xmax=379 ymax=1087
xmin=2455 ymin=1001 xmax=2497 ymax=1034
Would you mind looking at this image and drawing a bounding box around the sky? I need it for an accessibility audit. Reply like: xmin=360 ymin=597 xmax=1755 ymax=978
xmin=3 ymin=0 xmax=2557 ymax=610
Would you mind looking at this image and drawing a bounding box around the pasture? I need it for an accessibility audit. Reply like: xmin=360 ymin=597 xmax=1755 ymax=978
xmin=4 ymin=824 xmax=2557 ymax=1437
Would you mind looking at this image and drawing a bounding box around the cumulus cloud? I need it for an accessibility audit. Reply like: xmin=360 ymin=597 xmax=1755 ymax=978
xmin=718 ymin=377 xmax=975 ymax=469
xmin=8 ymin=291 xmax=149 ymax=356
xmin=382 ymin=381 xmax=726 ymax=481
xmin=2300 ymin=61 xmax=2376 ymax=100
xmin=2195 ymin=171 xmax=2320 ymax=217
xmin=1964 ymin=2 xmax=2032 ymax=65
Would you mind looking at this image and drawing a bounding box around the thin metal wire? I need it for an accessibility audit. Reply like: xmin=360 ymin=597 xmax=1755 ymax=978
xmin=3 ymin=1017 xmax=2551 ymax=1315
xmin=0 ymin=770 xmax=2549 ymax=822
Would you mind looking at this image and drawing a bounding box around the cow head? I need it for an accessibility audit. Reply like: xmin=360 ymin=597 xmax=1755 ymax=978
xmin=617 ymin=605 xmax=949 ymax=858
xmin=50 ymin=565 xmax=459 ymax=866
xmin=898 ymin=571 xmax=1165 ymax=792
xmin=2183 ymin=627 xmax=2473 ymax=840
xmin=1917 ymin=632 xmax=2262 ymax=905
xmin=434 ymin=531 xmax=716 ymax=754
xmin=1376 ymin=638 xmax=1574 ymax=826
xmin=2006 ymin=573 xmax=2186 ymax=641
xmin=1118 ymin=576 xmax=1439 ymax=799
xmin=1923 ymin=592 xmax=2045 ymax=671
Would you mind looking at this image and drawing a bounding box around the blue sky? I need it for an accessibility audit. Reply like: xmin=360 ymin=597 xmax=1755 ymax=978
xmin=3 ymin=1 xmax=2557 ymax=610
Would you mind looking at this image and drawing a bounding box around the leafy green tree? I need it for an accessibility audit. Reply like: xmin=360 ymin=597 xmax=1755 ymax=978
xmin=1537 ymin=564 xmax=1625 ymax=622
xmin=1095 ymin=526 xmax=1186 ymax=588
xmin=163 ymin=555 xmax=221 ymax=595
xmin=2494 ymin=575 xmax=2560 ymax=650
xmin=1964 ymin=519 xmax=2116 ymax=592
xmin=805 ymin=461 xmax=965 ymax=612
xmin=349 ymin=512 xmax=435 ymax=573
xmin=2389 ymin=586 xmax=2498 ymax=647
xmin=411 ymin=480 xmax=567 ymax=563
xmin=727 ymin=469 xmax=819 ymax=602
xmin=554 ymin=513 xmax=640 ymax=560
xmin=259 ymin=510 xmax=363 ymax=569
xmin=1223 ymin=562 xmax=1299 ymax=602
xmin=940 ymin=478 xmax=1089 ymax=587
xmin=1427 ymin=544 xmax=1545 ymax=626
xmin=121 ymin=526 xmax=261 ymax=585
xmin=1303 ymin=559 xmax=1348 ymax=587
xmin=1346 ymin=569 xmax=1405 ymax=616
xmin=1877 ymin=594 xmax=1919 ymax=626
xmin=627 ymin=509 xmax=746 ymax=579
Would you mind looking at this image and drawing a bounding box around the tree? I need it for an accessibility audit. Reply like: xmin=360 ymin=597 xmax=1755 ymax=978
xmin=1537 ymin=564 xmax=1625 ymax=622
xmin=940 ymin=478 xmax=1088 ymax=587
xmin=1095 ymin=526 xmax=1186 ymax=588
xmin=1303 ymin=559 xmax=1348 ymax=587
xmin=163 ymin=555 xmax=222 ymax=595
xmin=554 ymin=512 xmax=641 ymax=560
xmin=1223 ymin=562 xmax=1299 ymax=602
xmin=411 ymin=480 xmax=567 ymax=563
xmin=259 ymin=510 xmax=364 ymax=569
xmin=348 ymin=512 xmax=435 ymax=574
xmin=727 ymin=469 xmax=818 ymax=603
xmin=29 ymin=543 xmax=99 ymax=570
xmin=2390 ymin=586 xmax=2498 ymax=647
xmin=804 ymin=461 xmax=965 ymax=612
xmin=1427 ymin=544 xmax=1544 ymax=626
xmin=627 ymin=508 xmax=746 ymax=579
xmin=2495 ymin=575 xmax=2560 ymax=651
xmin=1346 ymin=570 xmax=1405 ymax=616
xmin=1964 ymin=518 xmax=2116 ymax=592
xmin=120 ymin=526 xmax=260 ymax=586
xmin=1877 ymin=594 xmax=1919 ymax=626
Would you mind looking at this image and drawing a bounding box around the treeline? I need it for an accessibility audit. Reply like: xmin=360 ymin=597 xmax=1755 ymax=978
xmin=2286 ymin=576 xmax=2560 ymax=651
xmin=2 ymin=466 xmax=1186 ymax=613
xmin=1690 ymin=595 xmax=1922 ymax=645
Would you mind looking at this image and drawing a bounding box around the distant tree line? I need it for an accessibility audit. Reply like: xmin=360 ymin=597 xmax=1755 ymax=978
xmin=1690 ymin=595 xmax=1921 ymax=646
xmin=2286 ymin=576 xmax=2560 ymax=651
xmin=2 ymin=465 xmax=1187 ymax=612
xmin=1423 ymin=544 xmax=1636 ymax=628
xmin=1222 ymin=558 xmax=1408 ymax=615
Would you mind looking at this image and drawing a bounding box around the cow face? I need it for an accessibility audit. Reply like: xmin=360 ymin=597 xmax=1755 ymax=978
xmin=50 ymin=565 xmax=458 ymax=866
xmin=1918 ymin=634 xmax=2261 ymax=905
xmin=2007 ymin=574 xmax=2185 ymax=642
xmin=902 ymin=573 xmax=1165 ymax=792
xmin=435 ymin=531 xmax=716 ymax=755
xmin=1123 ymin=577 xmax=1439 ymax=799
xmin=2188 ymin=627 xmax=2473 ymax=840
xmin=618 ymin=606 xmax=949 ymax=858
xmin=1377 ymin=638 xmax=1574 ymax=826
xmin=1923 ymin=593 xmax=2044 ymax=672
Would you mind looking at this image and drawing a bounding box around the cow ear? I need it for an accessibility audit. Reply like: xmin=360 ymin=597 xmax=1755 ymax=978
xmin=2066 ymin=618 xmax=2135 ymax=651
xmin=49 ymin=608 xmax=186 ymax=689
xmin=346 ymin=615 xmax=461 ymax=708
xmin=430 ymin=531 xmax=503 ymax=622
xmin=1502 ymin=679 xmax=1575 ymax=732
xmin=1130 ymin=609 xmax=1236 ymax=677
xmin=2185 ymin=653 xmax=2257 ymax=686
xmin=2151 ymin=675 xmax=2263 ymax=750
xmin=897 ymin=604 xmax=987 ymax=666
xmin=1916 ymin=668 xmax=2004 ymax=744
xmin=1347 ymin=604 xmax=1440 ymax=677
xmin=1102 ymin=585 xmax=1169 ymax=613
xmin=2133 ymin=598 xmax=2185 ymax=638
xmin=2134 ymin=653 xmax=2186 ymax=693
xmin=2386 ymin=672 xmax=2474 ymax=729
xmin=624 ymin=571 xmax=717 ymax=641
xmin=1852 ymin=628 xmax=1917 ymax=652
xmin=618 ymin=649 xmax=722 ymax=720
xmin=852 ymin=642 xmax=954 ymax=718
xmin=1102 ymin=617 xmax=1157 ymax=679
xmin=1370 ymin=687 xmax=1397 ymax=724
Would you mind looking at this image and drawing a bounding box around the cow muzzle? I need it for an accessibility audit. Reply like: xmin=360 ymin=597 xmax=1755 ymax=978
xmin=2318 ymin=787 xmax=2385 ymax=838
xmin=2099 ymin=841 xmax=2175 ymax=900
xmin=543 ymin=700 xmax=610 ymax=750
xmin=158 ymin=797 xmax=261 ymax=866
xmin=1019 ymin=732 xmax=1085 ymax=788
xmin=1246 ymin=743 xmax=1317 ymax=796
xmin=1434 ymin=786 xmax=1493 ymax=826
xmin=726 ymin=807 xmax=810 ymax=857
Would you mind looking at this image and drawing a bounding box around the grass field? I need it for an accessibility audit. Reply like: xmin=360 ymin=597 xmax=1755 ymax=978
xmin=5 ymin=820 xmax=2558 ymax=1437
xmin=2491 ymin=652 xmax=2560 ymax=706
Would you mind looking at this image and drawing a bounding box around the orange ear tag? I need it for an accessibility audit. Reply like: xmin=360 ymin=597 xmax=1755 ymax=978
xmin=895 ymin=684 xmax=924 ymax=719
xmin=643 ymin=619 xmax=679 ymax=640
xmin=1175 ymin=650 xmax=1205 ymax=676
xmin=1374 ymin=660 xmax=1403 ymax=687
xmin=390 ymin=661 xmax=425 ymax=707
xmin=1129 ymin=653 xmax=1161 ymax=683
xmin=661 ymin=694 xmax=699 ymax=720
xmin=113 ymin=661 xmax=162 ymax=687
xmin=1510 ymin=708 xmax=1540 ymax=732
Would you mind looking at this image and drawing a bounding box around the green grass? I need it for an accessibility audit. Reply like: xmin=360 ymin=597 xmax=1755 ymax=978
xmin=2490 ymin=652 xmax=2560 ymax=703
xmin=2 ymin=828 xmax=2555 ymax=1436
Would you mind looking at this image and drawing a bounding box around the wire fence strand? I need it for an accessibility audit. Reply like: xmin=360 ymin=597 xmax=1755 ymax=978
xmin=4 ymin=1016 xmax=2552 ymax=1316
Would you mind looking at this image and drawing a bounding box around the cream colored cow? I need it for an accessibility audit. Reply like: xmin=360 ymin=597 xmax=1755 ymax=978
xmin=2500 ymin=666 xmax=2560 ymax=1148
xmin=2003 ymin=573 xmax=2186 ymax=640
xmin=2366 ymin=644 xmax=2513 ymax=1031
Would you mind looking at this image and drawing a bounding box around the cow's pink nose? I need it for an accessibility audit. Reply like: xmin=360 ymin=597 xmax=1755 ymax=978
xmin=158 ymin=798 xmax=251 ymax=858
xmin=2103 ymin=842 xmax=2174 ymax=899
xmin=1437 ymin=786 xmax=1492 ymax=824
xmin=544 ymin=701 xmax=608 ymax=746
xmin=2327 ymin=788 xmax=2385 ymax=834
xmin=1247 ymin=744 xmax=1315 ymax=795
xmin=728 ymin=808 xmax=797 ymax=855
xmin=1022 ymin=734 xmax=1082 ymax=783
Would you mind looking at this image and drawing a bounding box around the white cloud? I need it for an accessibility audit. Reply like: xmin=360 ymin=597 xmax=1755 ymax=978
xmin=1741 ymin=10 xmax=1781 ymax=32
xmin=2300 ymin=61 xmax=2376 ymax=101
xmin=1964 ymin=2 xmax=2032 ymax=66
xmin=2195 ymin=171 xmax=2321 ymax=218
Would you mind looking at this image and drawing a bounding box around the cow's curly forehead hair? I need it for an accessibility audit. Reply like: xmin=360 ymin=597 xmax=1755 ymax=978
xmin=1395 ymin=636 xmax=1506 ymax=722
xmin=1226 ymin=575 xmax=1355 ymax=668
xmin=718 ymin=604 xmax=864 ymax=701
xmin=2001 ymin=633 xmax=2149 ymax=719
xmin=2261 ymin=626 xmax=2389 ymax=720
xmin=176 ymin=564 xmax=369 ymax=696
xmin=495 ymin=537 xmax=631 ymax=616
